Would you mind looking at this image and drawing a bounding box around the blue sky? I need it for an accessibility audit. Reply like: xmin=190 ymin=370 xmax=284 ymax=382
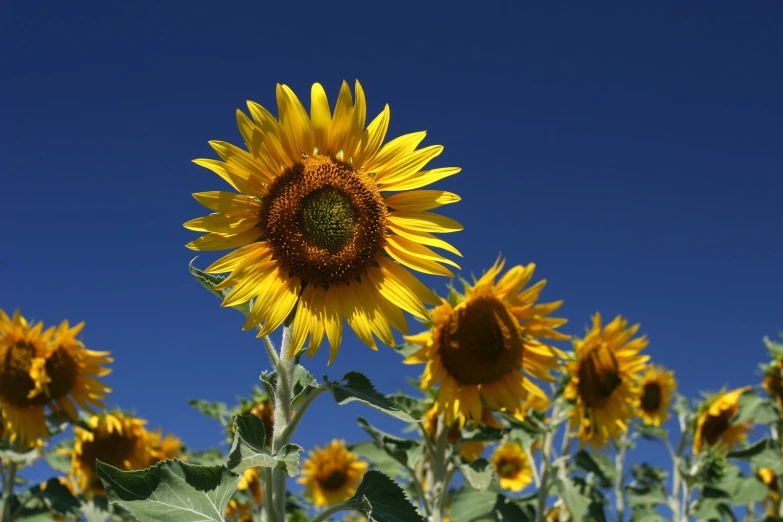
xmin=2 ymin=0 xmax=782 ymax=502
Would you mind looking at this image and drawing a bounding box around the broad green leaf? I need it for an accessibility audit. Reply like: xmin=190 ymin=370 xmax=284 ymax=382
xmin=189 ymin=259 xmax=251 ymax=315
xmin=357 ymin=417 xmax=422 ymax=469
xmin=732 ymin=389 xmax=779 ymax=425
xmin=387 ymin=393 xmax=427 ymax=421
xmin=635 ymin=423 xmax=668 ymax=441
xmin=261 ymin=365 xmax=321 ymax=410
xmin=326 ymin=372 xmax=415 ymax=422
xmin=728 ymin=438 xmax=783 ymax=474
xmin=81 ymin=497 xmax=113 ymax=522
xmin=457 ymin=458 xmax=495 ymax=492
xmin=44 ymin=439 xmax=74 ymax=474
xmin=392 ymin=342 xmax=422 ymax=359
xmin=554 ymin=473 xmax=590 ymax=522
xmin=23 ymin=478 xmax=81 ymax=515
xmin=343 ymin=470 xmax=425 ymax=522
xmin=182 ymin=447 xmax=225 ymax=467
xmin=728 ymin=475 xmax=768 ymax=505
xmin=446 ymin=486 xmax=498 ymax=522
xmin=575 ymin=451 xmax=615 ymax=488
xmin=504 ymin=415 xmax=543 ymax=450
xmin=461 ymin=424 xmax=506 ymax=443
xmin=97 ymin=458 xmax=240 ymax=522
xmin=227 ymin=414 xmax=302 ymax=476
xmin=348 ymin=441 xmax=406 ymax=479
xmin=188 ymin=399 xmax=228 ymax=423
xmin=0 ymin=446 xmax=40 ymax=466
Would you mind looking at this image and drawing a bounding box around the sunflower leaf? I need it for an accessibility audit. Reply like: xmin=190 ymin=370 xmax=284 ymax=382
xmin=188 ymin=399 xmax=228 ymax=424
xmin=387 ymin=393 xmax=427 ymax=421
xmin=728 ymin=437 xmax=783 ymax=474
xmin=0 ymin=445 xmax=40 ymax=466
xmin=189 ymin=259 xmax=252 ymax=316
xmin=392 ymin=342 xmax=422 ymax=359
xmin=456 ymin=458 xmax=495 ymax=492
xmin=635 ymin=423 xmax=668 ymax=441
xmin=461 ymin=424 xmax=506 ymax=443
xmin=96 ymin=458 xmax=240 ymax=522
xmin=553 ymin=473 xmax=590 ymax=522
xmin=575 ymin=450 xmax=615 ymax=488
xmin=181 ymin=447 xmax=225 ymax=467
xmin=765 ymin=334 xmax=783 ymax=359
xmin=44 ymin=439 xmax=74 ymax=474
xmin=325 ymin=372 xmax=415 ymax=423
xmin=342 ymin=470 xmax=425 ymax=522
xmin=357 ymin=417 xmax=423 ymax=470
xmin=260 ymin=365 xmax=321 ymax=410
xmin=732 ymin=388 xmax=779 ymax=425
xmin=348 ymin=441 xmax=407 ymax=479
xmin=227 ymin=414 xmax=302 ymax=476
xmin=20 ymin=478 xmax=81 ymax=515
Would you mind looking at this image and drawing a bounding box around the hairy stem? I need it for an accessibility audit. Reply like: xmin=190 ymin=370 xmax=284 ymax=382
xmin=535 ymin=401 xmax=562 ymax=522
xmin=262 ymin=467 xmax=277 ymax=522
xmin=280 ymin=386 xmax=328 ymax=443
xmin=2 ymin=454 xmax=18 ymax=522
xmin=271 ymin=324 xmax=295 ymax=522
xmin=614 ymin=434 xmax=628 ymax=522
xmin=426 ymin=414 xmax=450 ymax=522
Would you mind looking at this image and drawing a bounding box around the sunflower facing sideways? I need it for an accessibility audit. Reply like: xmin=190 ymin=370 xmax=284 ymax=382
xmin=299 ymin=439 xmax=367 ymax=508
xmin=491 ymin=441 xmax=533 ymax=492
xmin=0 ymin=309 xmax=112 ymax=446
xmin=636 ymin=365 xmax=677 ymax=427
xmin=692 ymin=387 xmax=753 ymax=454
xmin=185 ymin=80 xmax=462 ymax=363
xmin=564 ymin=313 xmax=650 ymax=448
xmin=404 ymin=258 xmax=567 ymax=424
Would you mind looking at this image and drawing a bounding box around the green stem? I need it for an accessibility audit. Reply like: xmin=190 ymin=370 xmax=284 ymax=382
xmin=271 ymin=324 xmax=295 ymax=522
xmin=613 ymin=434 xmax=628 ymax=522
xmin=309 ymin=503 xmax=352 ymax=522
xmin=280 ymin=386 xmax=328 ymax=444
xmin=535 ymin=402 xmax=562 ymax=522
xmin=263 ymin=466 xmax=278 ymax=522
xmin=426 ymin=414 xmax=450 ymax=522
xmin=2 ymin=455 xmax=18 ymax=522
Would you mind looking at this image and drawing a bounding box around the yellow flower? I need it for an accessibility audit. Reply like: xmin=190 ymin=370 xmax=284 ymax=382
xmin=225 ymin=499 xmax=254 ymax=522
xmin=185 ymin=80 xmax=462 ymax=363
xmin=404 ymin=259 xmax=567 ymax=425
xmin=225 ymin=468 xmax=264 ymax=520
xmin=762 ymin=360 xmax=783 ymax=409
xmin=298 ymin=439 xmax=367 ymax=508
xmin=564 ymin=313 xmax=650 ymax=449
xmin=693 ymin=387 xmax=752 ymax=453
xmin=0 ymin=309 xmax=112 ymax=446
xmin=636 ymin=365 xmax=676 ymax=427
xmin=758 ymin=467 xmax=779 ymax=516
xmin=70 ymin=412 xmax=180 ymax=495
xmin=491 ymin=441 xmax=533 ymax=492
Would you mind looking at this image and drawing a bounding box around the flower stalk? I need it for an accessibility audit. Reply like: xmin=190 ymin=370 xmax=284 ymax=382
xmin=425 ymin=414 xmax=451 ymax=522
xmin=2 ymin=457 xmax=18 ymax=522
xmin=535 ymin=400 xmax=563 ymax=522
xmin=268 ymin=322 xmax=295 ymax=522
xmin=613 ymin=433 xmax=629 ymax=522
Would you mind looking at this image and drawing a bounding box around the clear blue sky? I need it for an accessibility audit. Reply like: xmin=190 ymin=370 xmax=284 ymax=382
xmin=2 ymin=0 xmax=782 ymax=492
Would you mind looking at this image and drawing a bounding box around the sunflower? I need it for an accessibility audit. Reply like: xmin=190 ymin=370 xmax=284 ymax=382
xmin=185 ymin=80 xmax=462 ymax=362
xmin=147 ymin=430 xmax=182 ymax=464
xmin=225 ymin=468 xmax=264 ymax=521
xmin=692 ymin=387 xmax=752 ymax=454
xmin=491 ymin=441 xmax=533 ymax=492
xmin=762 ymin=360 xmax=783 ymax=409
xmin=564 ymin=313 xmax=650 ymax=449
xmin=404 ymin=259 xmax=567 ymax=425
xmin=298 ymin=439 xmax=367 ymax=508
xmin=758 ymin=467 xmax=780 ymax=516
xmin=636 ymin=365 xmax=676 ymax=427
xmin=0 ymin=309 xmax=112 ymax=447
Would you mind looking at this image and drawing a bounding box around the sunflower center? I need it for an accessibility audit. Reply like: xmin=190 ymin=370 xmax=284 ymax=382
xmin=320 ymin=469 xmax=348 ymax=491
xmin=44 ymin=347 xmax=78 ymax=400
xmin=78 ymin=429 xmax=141 ymax=490
xmin=0 ymin=341 xmax=80 ymax=408
xmin=497 ymin=459 xmax=520 ymax=478
xmin=701 ymin=409 xmax=732 ymax=447
xmin=438 ymin=296 xmax=523 ymax=386
xmin=641 ymin=382 xmax=662 ymax=413
xmin=259 ymin=155 xmax=387 ymax=287
xmin=577 ymin=344 xmax=622 ymax=408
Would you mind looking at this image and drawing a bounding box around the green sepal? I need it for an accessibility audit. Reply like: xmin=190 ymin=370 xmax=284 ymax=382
xmin=189 ymin=259 xmax=251 ymax=315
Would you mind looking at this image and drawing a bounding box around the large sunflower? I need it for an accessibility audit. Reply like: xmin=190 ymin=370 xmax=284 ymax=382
xmin=564 ymin=314 xmax=650 ymax=448
xmin=636 ymin=365 xmax=676 ymax=427
xmin=692 ymin=387 xmax=752 ymax=454
xmin=185 ymin=80 xmax=462 ymax=362
xmin=298 ymin=439 xmax=367 ymax=508
xmin=491 ymin=441 xmax=533 ymax=492
xmin=404 ymin=259 xmax=567 ymax=424
xmin=0 ymin=309 xmax=112 ymax=446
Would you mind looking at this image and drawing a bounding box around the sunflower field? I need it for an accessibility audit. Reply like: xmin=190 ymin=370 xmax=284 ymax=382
xmin=1 ymin=81 xmax=782 ymax=522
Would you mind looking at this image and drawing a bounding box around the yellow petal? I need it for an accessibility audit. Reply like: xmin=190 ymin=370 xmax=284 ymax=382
xmin=310 ymin=83 xmax=332 ymax=154
xmin=375 ymin=145 xmax=443 ymax=185
xmin=277 ymin=84 xmax=314 ymax=160
xmin=256 ymin=274 xmax=301 ymax=338
xmin=384 ymin=190 xmax=461 ymax=212
xmin=329 ymin=81 xmax=354 ymax=154
xmin=192 ymin=191 xmax=262 ymax=214
xmin=388 ymin=211 xmax=463 ymax=234
xmin=355 ymin=104 xmax=390 ymax=167
xmin=186 ymin=229 xmax=261 ymax=251
xmin=388 ymin=224 xmax=462 ymax=257
xmin=381 ymin=166 xmax=461 ymax=192
xmin=205 ymin=242 xmax=270 ymax=274
xmin=192 ymin=159 xmax=261 ymax=196
xmin=363 ymin=131 xmax=427 ymax=174
xmin=183 ymin=214 xmax=258 ymax=234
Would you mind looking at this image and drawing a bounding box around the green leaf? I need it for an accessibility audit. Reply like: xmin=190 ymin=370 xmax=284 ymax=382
xmin=504 ymin=415 xmax=544 ymax=450
xmin=448 ymin=486 xmax=500 ymax=522
xmin=25 ymin=478 xmax=81 ymax=515
xmin=260 ymin=365 xmax=321 ymax=410
xmin=97 ymin=458 xmax=240 ymax=522
xmin=457 ymin=458 xmax=495 ymax=492
xmin=342 ymin=470 xmax=425 ymax=522
xmin=461 ymin=424 xmax=506 ymax=443
xmin=728 ymin=438 xmax=783 ymax=474
xmin=189 ymin=259 xmax=251 ymax=315
xmin=554 ymin=473 xmax=590 ymax=522
xmin=357 ymin=417 xmax=422 ymax=469
xmin=732 ymin=389 xmax=779 ymax=425
xmin=182 ymin=447 xmax=225 ymax=467
xmin=326 ymin=372 xmax=415 ymax=422
xmin=387 ymin=393 xmax=427 ymax=421
xmin=188 ymin=399 xmax=228 ymax=423
xmin=0 ymin=446 xmax=39 ymax=466
xmin=81 ymin=497 xmax=113 ymax=522
xmin=227 ymin=414 xmax=302 ymax=476
xmin=635 ymin=423 xmax=668 ymax=441
xmin=44 ymin=439 xmax=74 ymax=474
xmin=348 ymin=441 xmax=406 ymax=479
xmin=392 ymin=342 xmax=422 ymax=359
xmin=765 ymin=335 xmax=783 ymax=359
xmin=575 ymin=451 xmax=615 ymax=488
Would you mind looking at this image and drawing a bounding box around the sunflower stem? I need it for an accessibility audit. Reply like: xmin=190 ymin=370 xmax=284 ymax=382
xmin=535 ymin=401 xmax=562 ymax=522
xmin=270 ymin=323 xmax=295 ymax=522
xmin=1 ymin=452 xmax=18 ymax=522
xmin=613 ymin=433 xmax=628 ymax=522
xmin=262 ymin=467 xmax=278 ymax=522
xmin=426 ymin=414 xmax=450 ymax=522
xmin=280 ymin=385 xmax=328 ymax=444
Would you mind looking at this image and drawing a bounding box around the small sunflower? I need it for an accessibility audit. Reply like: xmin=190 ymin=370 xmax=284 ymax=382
xmin=71 ymin=412 xmax=150 ymax=494
xmin=564 ymin=313 xmax=650 ymax=448
xmin=693 ymin=387 xmax=752 ymax=454
xmin=404 ymin=258 xmax=567 ymax=425
xmin=298 ymin=439 xmax=367 ymax=508
xmin=0 ymin=309 xmax=112 ymax=446
xmin=225 ymin=467 xmax=264 ymax=521
xmin=758 ymin=467 xmax=779 ymax=516
xmin=225 ymin=499 xmax=254 ymax=522
xmin=185 ymin=80 xmax=462 ymax=363
xmin=636 ymin=365 xmax=676 ymax=427
xmin=491 ymin=441 xmax=533 ymax=492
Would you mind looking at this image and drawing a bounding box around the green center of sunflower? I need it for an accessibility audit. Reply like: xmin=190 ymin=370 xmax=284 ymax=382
xmin=259 ymin=155 xmax=388 ymax=287
xmin=577 ymin=344 xmax=622 ymax=408
xmin=641 ymin=382 xmax=662 ymax=413
xmin=438 ymin=295 xmax=522 ymax=385
xmin=700 ymin=409 xmax=733 ymax=447
xmin=297 ymin=186 xmax=357 ymax=253
xmin=0 ymin=342 xmax=77 ymax=407
xmin=497 ymin=459 xmax=520 ymax=478
xmin=321 ymin=469 xmax=348 ymax=491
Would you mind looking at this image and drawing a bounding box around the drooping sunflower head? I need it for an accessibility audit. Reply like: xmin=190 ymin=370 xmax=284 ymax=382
xmin=185 ymin=81 xmax=462 ymax=363
xmin=692 ymin=387 xmax=752 ymax=454
xmin=404 ymin=258 xmax=568 ymax=425
xmin=71 ymin=412 xmax=150 ymax=494
xmin=421 ymin=403 xmax=497 ymax=462
xmin=636 ymin=365 xmax=676 ymax=427
xmin=491 ymin=441 xmax=533 ymax=492
xmin=564 ymin=313 xmax=650 ymax=449
xmin=0 ymin=309 xmax=112 ymax=447
xmin=298 ymin=439 xmax=367 ymax=508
